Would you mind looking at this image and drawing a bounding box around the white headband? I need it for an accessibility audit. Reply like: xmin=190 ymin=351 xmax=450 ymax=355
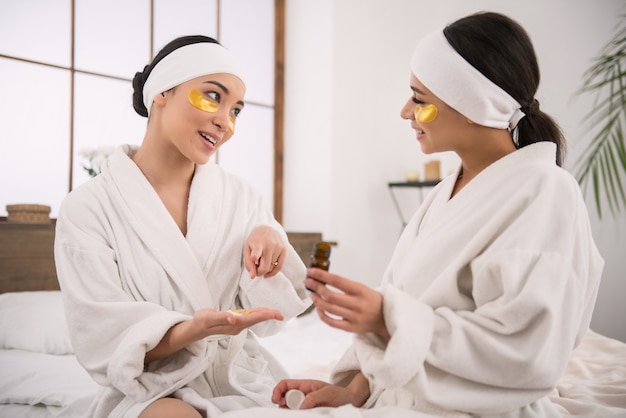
xmin=143 ymin=42 xmax=246 ymax=115
xmin=411 ymin=30 xmax=524 ymax=131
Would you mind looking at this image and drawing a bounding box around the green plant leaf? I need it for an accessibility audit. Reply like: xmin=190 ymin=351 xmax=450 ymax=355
xmin=575 ymin=15 xmax=626 ymax=218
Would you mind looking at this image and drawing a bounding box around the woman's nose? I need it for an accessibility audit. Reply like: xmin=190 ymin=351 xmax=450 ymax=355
xmin=212 ymin=109 xmax=231 ymax=132
xmin=400 ymin=100 xmax=414 ymax=120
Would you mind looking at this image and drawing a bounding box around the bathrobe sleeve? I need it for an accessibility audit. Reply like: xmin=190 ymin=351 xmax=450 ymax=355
xmin=332 ymin=143 xmax=604 ymax=415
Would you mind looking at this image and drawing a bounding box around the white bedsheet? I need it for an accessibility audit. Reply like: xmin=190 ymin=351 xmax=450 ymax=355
xmin=0 ymin=349 xmax=97 ymax=418
xmin=259 ymin=312 xmax=354 ymax=380
xmin=549 ymin=329 xmax=626 ymax=416
xmin=1 ymin=308 xmax=625 ymax=417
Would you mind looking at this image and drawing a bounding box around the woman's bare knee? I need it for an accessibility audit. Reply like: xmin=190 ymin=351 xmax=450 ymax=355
xmin=139 ymin=397 xmax=202 ymax=418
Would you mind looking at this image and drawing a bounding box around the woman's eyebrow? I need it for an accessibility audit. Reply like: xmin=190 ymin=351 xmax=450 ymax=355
xmin=411 ymin=85 xmax=427 ymax=95
xmin=204 ymin=80 xmax=229 ymax=93
xmin=203 ymin=80 xmax=245 ymax=107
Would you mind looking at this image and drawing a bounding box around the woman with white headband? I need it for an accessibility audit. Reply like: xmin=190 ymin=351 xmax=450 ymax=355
xmin=54 ymin=35 xmax=310 ymax=418
xmin=267 ymin=12 xmax=603 ymax=417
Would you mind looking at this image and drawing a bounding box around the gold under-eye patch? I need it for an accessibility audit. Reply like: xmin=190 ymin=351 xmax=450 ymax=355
xmin=188 ymin=88 xmax=236 ymax=133
xmin=188 ymin=89 xmax=218 ymax=113
xmin=414 ymin=104 xmax=438 ymax=123
xmin=228 ymin=117 xmax=235 ymax=134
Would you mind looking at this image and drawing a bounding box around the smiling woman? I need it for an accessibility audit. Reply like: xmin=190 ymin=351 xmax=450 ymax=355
xmin=52 ymin=34 xmax=311 ymax=418
xmin=0 ymin=0 xmax=284 ymax=220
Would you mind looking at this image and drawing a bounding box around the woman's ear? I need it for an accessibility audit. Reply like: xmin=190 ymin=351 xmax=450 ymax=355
xmin=153 ymin=91 xmax=167 ymax=106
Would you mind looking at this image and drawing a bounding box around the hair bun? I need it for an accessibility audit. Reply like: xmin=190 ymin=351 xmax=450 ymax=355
xmin=132 ymin=68 xmax=149 ymax=117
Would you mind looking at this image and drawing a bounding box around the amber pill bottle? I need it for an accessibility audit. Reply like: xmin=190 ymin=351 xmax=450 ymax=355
xmin=308 ymin=242 xmax=331 ymax=271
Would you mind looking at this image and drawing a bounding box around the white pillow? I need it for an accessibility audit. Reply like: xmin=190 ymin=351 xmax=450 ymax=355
xmin=0 ymin=291 xmax=73 ymax=354
xmin=0 ymin=349 xmax=97 ymax=407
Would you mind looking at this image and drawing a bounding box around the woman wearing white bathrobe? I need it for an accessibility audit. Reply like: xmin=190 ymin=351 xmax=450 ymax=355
xmin=264 ymin=12 xmax=604 ymax=418
xmin=54 ymin=36 xmax=310 ymax=418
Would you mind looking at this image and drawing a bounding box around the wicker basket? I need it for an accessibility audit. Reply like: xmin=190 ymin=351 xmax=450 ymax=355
xmin=6 ymin=204 xmax=51 ymax=223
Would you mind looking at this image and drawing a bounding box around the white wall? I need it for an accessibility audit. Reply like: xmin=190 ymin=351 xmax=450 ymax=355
xmin=283 ymin=0 xmax=626 ymax=341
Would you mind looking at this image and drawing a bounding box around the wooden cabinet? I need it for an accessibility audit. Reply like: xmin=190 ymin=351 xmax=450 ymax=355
xmin=0 ymin=220 xmax=59 ymax=292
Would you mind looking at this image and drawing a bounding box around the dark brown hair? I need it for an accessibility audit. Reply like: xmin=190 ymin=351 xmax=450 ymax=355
xmin=443 ymin=12 xmax=565 ymax=166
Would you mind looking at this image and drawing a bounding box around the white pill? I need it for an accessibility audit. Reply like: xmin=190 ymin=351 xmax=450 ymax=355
xmin=285 ymin=389 xmax=305 ymax=409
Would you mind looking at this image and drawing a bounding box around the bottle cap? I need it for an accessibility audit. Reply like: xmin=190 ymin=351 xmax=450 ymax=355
xmin=285 ymin=389 xmax=305 ymax=409
xmin=313 ymin=242 xmax=331 ymax=256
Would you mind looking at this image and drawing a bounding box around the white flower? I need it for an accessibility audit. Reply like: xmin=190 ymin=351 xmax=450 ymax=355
xmin=79 ymin=146 xmax=115 ymax=177
xmin=78 ymin=147 xmax=95 ymax=159
xmin=91 ymin=154 xmax=107 ymax=171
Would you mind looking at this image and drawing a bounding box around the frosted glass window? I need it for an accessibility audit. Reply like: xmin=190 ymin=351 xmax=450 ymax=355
xmin=218 ymin=105 xmax=274 ymax=210
xmin=0 ymin=0 xmax=71 ymax=67
xmin=72 ymin=73 xmax=146 ymax=188
xmin=74 ymin=0 xmax=150 ymax=79
xmin=221 ymin=0 xmax=274 ymax=105
xmin=0 ymin=59 xmax=70 ymax=217
xmin=153 ymin=0 xmax=218 ymax=55
xmin=0 ymin=0 xmax=279 ymax=217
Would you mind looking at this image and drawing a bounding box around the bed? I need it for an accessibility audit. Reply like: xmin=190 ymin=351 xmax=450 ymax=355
xmin=1 ymin=218 xmax=625 ymax=417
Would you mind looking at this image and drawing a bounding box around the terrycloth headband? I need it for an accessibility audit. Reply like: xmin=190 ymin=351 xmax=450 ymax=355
xmin=411 ymin=30 xmax=525 ymax=131
xmin=143 ymin=42 xmax=246 ymax=115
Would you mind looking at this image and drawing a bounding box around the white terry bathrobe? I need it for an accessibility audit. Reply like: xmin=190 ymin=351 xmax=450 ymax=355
xmin=54 ymin=145 xmax=311 ymax=418
xmin=327 ymin=142 xmax=604 ymax=417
